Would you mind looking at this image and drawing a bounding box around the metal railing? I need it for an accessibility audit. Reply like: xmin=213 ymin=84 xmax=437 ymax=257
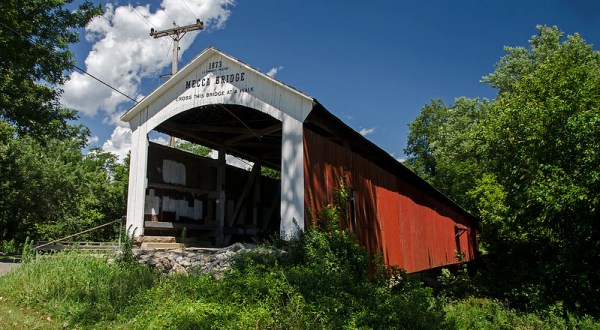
xmin=34 ymin=217 xmax=124 ymax=256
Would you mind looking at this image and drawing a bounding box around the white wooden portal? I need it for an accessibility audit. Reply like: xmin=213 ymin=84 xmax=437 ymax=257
xmin=121 ymin=47 xmax=314 ymax=239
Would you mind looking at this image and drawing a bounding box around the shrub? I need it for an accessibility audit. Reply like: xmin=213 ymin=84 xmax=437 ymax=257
xmin=0 ymin=238 xmax=18 ymax=255
xmin=444 ymin=298 xmax=600 ymax=330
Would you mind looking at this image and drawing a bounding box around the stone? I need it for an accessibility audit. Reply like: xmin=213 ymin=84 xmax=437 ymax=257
xmin=130 ymin=242 xmax=260 ymax=276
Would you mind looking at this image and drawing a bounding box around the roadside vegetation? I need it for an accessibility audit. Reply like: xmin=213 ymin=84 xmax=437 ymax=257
xmin=404 ymin=25 xmax=600 ymax=317
xmin=2 ymin=220 xmax=599 ymax=329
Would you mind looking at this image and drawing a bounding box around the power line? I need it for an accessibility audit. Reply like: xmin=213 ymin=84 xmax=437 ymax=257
xmin=129 ymin=4 xmax=171 ymax=48
xmin=150 ymin=19 xmax=204 ymax=74
xmin=73 ymin=65 xmax=137 ymax=103
xmin=163 ymin=9 xmax=177 ymax=25
xmin=0 ymin=20 xmax=138 ymax=104
xmin=181 ymin=0 xmax=199 ymax=21
xmin=130 ymin=4 xmax=157 ymax=30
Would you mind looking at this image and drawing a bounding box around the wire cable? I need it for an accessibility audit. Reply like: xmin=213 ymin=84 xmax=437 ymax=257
xmin=181 ymin=0 xmax=199 ymax=21
xmin=130 ymin=4 xmax=157 ymax=30
xmin=73 ymin=66 xmax=138 ymax=103
xmin=217 ymin=104 xmax=261 ymax=141
xmin=129 ymin=4 xmax=171 ymax=48
xmin=163 ymin=9 xmax=177 ymax=26
xmin=0 ymin=20 xmax=138 ymax=104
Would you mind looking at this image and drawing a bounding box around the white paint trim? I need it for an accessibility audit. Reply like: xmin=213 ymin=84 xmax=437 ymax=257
xmin=280 ymin=114 xmax=305 ymax=238
xmin=123 ymin=49 xmax=315 ymax=239
xmin=125 ymin=112 xmax=149 ymax=237
xmin=122 ymin=47 xmax=314 ymax=122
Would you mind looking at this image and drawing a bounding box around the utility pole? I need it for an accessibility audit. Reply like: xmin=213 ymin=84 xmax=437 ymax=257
xmin=150 ymin=19 xmax=204 ymax=146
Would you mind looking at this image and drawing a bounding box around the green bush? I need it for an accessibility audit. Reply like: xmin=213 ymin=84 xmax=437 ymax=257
xmin=444 ymin=298 xmax=600 ymax=330
xmin=116 ymin=226 xmax=447 ymax=329
xmin=220 ymin=221 xmax=449 ymax=329
xmin=0 ymin=238 xmax=18 ymax=255
xmin=2 ymin=235 xmax=599 ymax=329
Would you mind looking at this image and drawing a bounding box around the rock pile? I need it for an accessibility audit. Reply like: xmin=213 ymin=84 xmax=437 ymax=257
xmin=131 ymin=242 xmax=256 ymax=276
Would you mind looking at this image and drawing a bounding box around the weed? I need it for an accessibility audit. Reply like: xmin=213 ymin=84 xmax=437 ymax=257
xmin=20 ymin=237 xmax=34 ymax=263
xmin=0 ymin=252 xmax=156 ymax=325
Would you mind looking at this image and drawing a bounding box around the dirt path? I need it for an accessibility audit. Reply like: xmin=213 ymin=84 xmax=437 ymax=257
xmin=0 ymin=260 xmax=19 ymax=276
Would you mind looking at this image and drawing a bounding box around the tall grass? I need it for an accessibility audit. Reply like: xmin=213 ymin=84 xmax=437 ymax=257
xmin=1 ymin=234 xmax=599 ymax=329
xmin=444 ymin=298 xmax=600 ymax=330
xmin=115 ymin=226 xmax=449 ymax=329
xmin=0 ymin=252 xmax=156 ymax=325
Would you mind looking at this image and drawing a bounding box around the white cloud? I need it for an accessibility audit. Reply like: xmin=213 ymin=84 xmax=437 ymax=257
xmin=266 ymin=66 xmax=284 ymax=77
xmin=62 ymin=0 xmax=234 ymax=118
xmin=150 ymin=136 xmax=169 ymax=146
xmin=87 ymin=135 xmax=99 ymax=145
xmin=62 ymin=0 xmax=234 ymax=161
xmin=101 ymin=126 xmax=132 ymax=162
xmin=358 ymin=127 xmax=375 ymax=136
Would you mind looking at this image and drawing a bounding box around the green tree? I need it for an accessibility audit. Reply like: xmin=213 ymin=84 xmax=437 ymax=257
xmin=175 ymin=139 xmax=212 ymax=157
xmin=0 ymin=132 xmax=128 ymax=242
xmin=406 ymin=26 xmax=600 ymax=315
xmin=0 ymin=0 xmax=121 ymax=245
xmin=0 ymin=0 xmax=101 ymax=139
xmin=474 ymin=25 xmax=600 ymax=314
xmin=405 ymin=97 xmax=489 ymax=209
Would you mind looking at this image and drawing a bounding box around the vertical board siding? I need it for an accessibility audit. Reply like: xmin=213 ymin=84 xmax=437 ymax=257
xmin=303 ymin=128 xmax=477 ymax=273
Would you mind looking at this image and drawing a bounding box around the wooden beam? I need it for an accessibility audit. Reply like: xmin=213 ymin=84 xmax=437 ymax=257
xmin=144 ymin=221 xmax=217 ymax=231
xmin=230 ymin=163 xmax=260 ymax=227
xmin=224 ymin=124 xmax=281 ymax=146
xmin=223 ymin=163 xmax=260 ymax=245
xmin=216 ymin=147 xmax=226 ymax=245
xmin=157 ymin=124 xmax=225 ymax=145
xmin=176 ymin=124 xmax=255 ymax=134
xmin=147 ymin=182 xmax=218 ymax=198
xmin=262 ymin=191 xmax=280 ymax=230
xmin=228 ymin=142 xmax=281 ymax=149
xmin=253 ymin=163 xmax=262 ymax=227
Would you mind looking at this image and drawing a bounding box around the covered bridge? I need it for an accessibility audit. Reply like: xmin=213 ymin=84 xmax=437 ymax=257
xmin=122 ymin=47 xmax=477 ymax=273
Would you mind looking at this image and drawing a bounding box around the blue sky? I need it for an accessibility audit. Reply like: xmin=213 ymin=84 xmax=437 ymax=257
xmin=63 ymin=0 xmax=600 ymax=161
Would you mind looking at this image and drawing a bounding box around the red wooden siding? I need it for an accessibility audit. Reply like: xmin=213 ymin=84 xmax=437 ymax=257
xmin=303 ymin=128 xmax=477 ymax=273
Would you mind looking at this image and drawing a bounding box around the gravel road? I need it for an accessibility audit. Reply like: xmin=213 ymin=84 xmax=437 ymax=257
xmin=0 ymin=260 xmax=19 ymax=276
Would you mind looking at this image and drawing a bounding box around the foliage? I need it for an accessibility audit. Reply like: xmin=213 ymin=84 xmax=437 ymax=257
xmin=405 ymin=97 xmax=489 ymax=209
xmin=405 ymin=25 xmax=600 ymax=315
xmin=175 ymin=139 xmax=211 ymax=157
xmin=0 ymin=0 xmax=122 ymax=246
xmin=438 ymin=264 xmax=476 ymax=301
xmin=0 ymin=252 xmax=156 ymax=325
xmin=0 ymin=238 xmax=18 ymax=255
xmin=20 ymin=237 xmax=34 ymax=264
xmin=223 ymin=207 xmax=448 ymax=329
xmin=2 ymin=234 xmax=600 ymax=329
xmin=116 ymin=229 xmax=135 ymax=266
xmin=261 ymin=165 xmax=281 ymax=179
xmin=0 ymin=0 xmax=101 ymax=139
xmin=0 ymin=133 xmax=128 ymax=243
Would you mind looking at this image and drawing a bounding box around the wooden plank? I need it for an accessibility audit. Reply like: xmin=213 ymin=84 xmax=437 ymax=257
xmin=229 ymin=164 xmax=260 ymax=226
xmin=262 ymin=190 xmax=280 ymax=230
xmin=216 ymin=147 xmax=226 ymax=245
xmin=252 ymin=164 xmax=261 ymax=227
xmin=144 ymin=221 xmax=217 ymax=231
xmin=224 ymin=164 xmax=260 ymax=244
xmin=223 ymin=226 xmax=261 ymax=236
xmin=224 ymin=124 xmax=281 ymax=145
xmin=147 ymin=181 xmax=216 ymax=196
